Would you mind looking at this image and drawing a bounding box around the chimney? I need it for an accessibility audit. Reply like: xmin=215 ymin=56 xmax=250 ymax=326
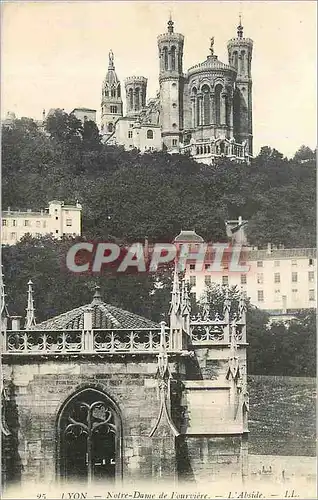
xmin=267 ymin=243 xmax=272 ymax=255
xmin=11 ymin=316 xmax=21 ymax=331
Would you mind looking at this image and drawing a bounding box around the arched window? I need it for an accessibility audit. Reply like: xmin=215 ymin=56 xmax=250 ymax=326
xmin=56 ymin=388 xmax=122 ymax=484
xmin=215 ymin=84 xmax=222 ymax=125
xmin=104 ymin=85 xmax=109 ymax=98
xmin=171 ymin=46 xmax=176 ymax=71
xmin=163 ymin=47 xmax=168 ymax=71
xmin=108 ymin=123 xmax=113 ymax=133
xmin=240 ymin=51 xmax=245 ymax=73
xmin=111 ymin=87 xmax=116 ymax=98
xmin=147 ymin=129 xmax=154 ymax=139
xmin=129 ymin=89 xmax=133 ymax=110
xmin=202 ymin=85 xmax=210 ymax=125
xmin=232 ymin=51 xmax=238 ymax=70
xmin=135 ymin=88 xmax=140 ymax=110
xmin=117 ymin=85 xmax=121 ymax=98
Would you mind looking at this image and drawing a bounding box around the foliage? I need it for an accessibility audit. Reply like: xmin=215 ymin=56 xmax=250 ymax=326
xmin=2 ymin=114 xmax=316 ymax=247
xmin=2 ymin=235 xmax=172 ymax=324
xmin=199 ymin=284 xmax=316 ymax=377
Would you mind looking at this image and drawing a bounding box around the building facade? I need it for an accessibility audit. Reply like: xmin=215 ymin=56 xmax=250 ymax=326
xmin=1 ymin=200 xmax=82 ymax=245
xmin=71 ymin=108 xmax=97 ymax=124
xmin=1 ymin=279 xmax=248 ymax=489
xmin=174 ymin=229 xmax=317 ymax=319
xmin=100 ymin=18 xmax=253 ymax=164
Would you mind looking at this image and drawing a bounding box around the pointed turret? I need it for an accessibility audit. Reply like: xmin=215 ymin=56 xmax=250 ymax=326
xmin=1 ymin=267 xmax=9 ymax=331
xmin=101 ymin=50 xmax=123 ymax=138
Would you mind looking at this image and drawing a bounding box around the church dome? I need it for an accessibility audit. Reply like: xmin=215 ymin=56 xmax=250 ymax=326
xmin=32 ymin=286 xmax=159 ymax=330
xmin=188 ymin=54 xmax=236 ymax=77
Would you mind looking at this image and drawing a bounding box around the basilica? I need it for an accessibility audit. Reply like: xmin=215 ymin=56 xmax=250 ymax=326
xmin=100 ymin=17 xmax=253 ymax=164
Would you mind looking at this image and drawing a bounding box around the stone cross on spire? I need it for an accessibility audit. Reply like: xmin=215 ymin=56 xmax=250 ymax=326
xmin=25 ymin=280 xmax=36 ymax=329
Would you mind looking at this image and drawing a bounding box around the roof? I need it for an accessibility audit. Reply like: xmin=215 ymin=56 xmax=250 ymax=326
xmin=33 ymin=286 xmax=159 ymax=331
xmin=174 ymin=230 xmax=204 ymax=243
xmin=188 ymin=55 xmax=236 ymax=76
xmin=72 ymin=108 xmax=96 ymax=113
xmin=248 ymin=248 xmax=316 ymax=261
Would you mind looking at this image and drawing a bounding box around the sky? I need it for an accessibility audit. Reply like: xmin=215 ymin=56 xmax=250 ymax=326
xmin=1 ymin=1 xmax=317 ymax=157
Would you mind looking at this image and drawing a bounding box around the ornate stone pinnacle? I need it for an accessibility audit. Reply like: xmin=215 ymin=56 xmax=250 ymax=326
xmin=25 ymin=279 xmax=36 ymax=329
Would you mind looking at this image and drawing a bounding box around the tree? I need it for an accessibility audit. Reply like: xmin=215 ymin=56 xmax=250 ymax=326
xmin=45 ymin=109 xmax=83 ymax=145
xmin=293 ymin=145 xmax=316 ymax=163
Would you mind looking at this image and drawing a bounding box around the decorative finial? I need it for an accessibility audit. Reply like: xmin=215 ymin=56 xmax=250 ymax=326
xmin=108 ymin=49 xmax=115 ymax=69
xmin=169 ymin=267 xmax=181 ymax=315
xmin=25 ymin=279 xmax=36 ymax=329
xmin=92 ymin=285 xmax=102 ymax=303
xmin=167 ymin=14 xmax=174 ymax=34
xmin=209 ymin=36 xmax=215 ymax=56
xmin=1 ymin=267 xmax=9 ymax=321
xmin=237 ymin=13 xmax=243 ymax=39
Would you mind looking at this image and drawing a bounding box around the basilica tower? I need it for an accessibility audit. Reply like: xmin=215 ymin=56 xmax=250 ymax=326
xmin=157 ymin=17 xmax=184 ymax=150
xmin=101 ymin=50 xmax=123 ymax=138
xmin=125 ymin=76 xmax=148 ymax=117
xmin=227 ymin=19 xmax=253 ymax=154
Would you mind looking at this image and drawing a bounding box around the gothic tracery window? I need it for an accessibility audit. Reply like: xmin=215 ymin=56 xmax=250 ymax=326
xmin=57 ymin=389 xmax=122 ymax=484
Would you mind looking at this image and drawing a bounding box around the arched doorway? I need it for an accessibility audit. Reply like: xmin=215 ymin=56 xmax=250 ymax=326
xmin=56 ymin=388 xmax=122 ymax=485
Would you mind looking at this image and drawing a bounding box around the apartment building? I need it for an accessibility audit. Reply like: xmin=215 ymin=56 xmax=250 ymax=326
xmin=174 ymin=230 xmax=316 ymax=318
xmin=1 ymin=200 xmax=82 ymax=245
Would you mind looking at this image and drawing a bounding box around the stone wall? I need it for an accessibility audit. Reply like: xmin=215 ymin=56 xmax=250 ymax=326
xmin=3 ymin=356 xmax=178 ymax=487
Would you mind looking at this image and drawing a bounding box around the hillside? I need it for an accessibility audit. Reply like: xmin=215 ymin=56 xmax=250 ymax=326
xmin=248 ymin=375 xmax=316 ymax=456
xmin=2 ymin=112 xmax=316 ymax=248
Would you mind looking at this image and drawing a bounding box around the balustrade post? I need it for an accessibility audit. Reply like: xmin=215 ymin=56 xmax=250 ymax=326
xmin=84 ymin=307 xmax=93 ymax=352
xmin=11 ymin=316 xmax=21 ymax=331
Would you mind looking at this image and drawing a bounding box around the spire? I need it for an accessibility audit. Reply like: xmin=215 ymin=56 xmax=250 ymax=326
xmin=1 ymin=267 xmax=9 ymax=326
xmin=25 ymin=279 xmax=36 ymax=329
xmin=237 ymin=13 xmax=243 ymax=39
xmin=167 ymin=13 xmax=174 ymax=34
xmin=108 ymin=49 xmax=115 ymax=70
